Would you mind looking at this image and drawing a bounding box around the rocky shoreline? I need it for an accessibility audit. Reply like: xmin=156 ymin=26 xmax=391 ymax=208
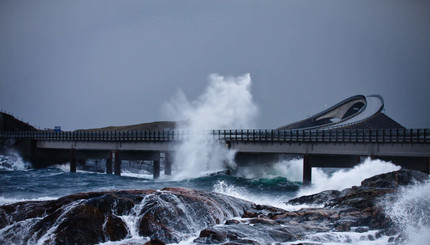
xmin=0 ymin=169 xmax=428 ymax=244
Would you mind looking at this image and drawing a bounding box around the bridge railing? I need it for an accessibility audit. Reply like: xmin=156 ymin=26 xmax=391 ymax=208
xmin=0 ymin=128 xmax=429 ymax=144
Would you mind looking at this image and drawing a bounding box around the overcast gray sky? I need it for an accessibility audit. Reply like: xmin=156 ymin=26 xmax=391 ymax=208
xmin=1 ymin=0 xmax=429 ymax=130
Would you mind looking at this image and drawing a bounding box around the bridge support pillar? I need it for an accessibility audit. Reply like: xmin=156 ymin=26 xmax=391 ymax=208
xmin=165 ymin=152 xmax=172 ymax=175
xmin=153 ymin=160 xmax=160 ymax=179
xmin=427 ymin=158 xmax=430 ymax=174
xmin=114 ymin=151 xmax=121 ymax=176
xmin=106 ymin=151 xmax=113 ymax=174
xmin=70 ymin=149 xmax=76 ymax=173
xmin=303 ymin=154 xmax=311 ymax=186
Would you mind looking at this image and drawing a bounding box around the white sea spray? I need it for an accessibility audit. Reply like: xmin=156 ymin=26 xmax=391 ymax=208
xmin=0 ymin=152 xmax=31 ymax=171
xmin=384 ymin=179 xmax=430 ymax=245
xmin=297 ymin=158 xmax=400 ymax=196
xmin=164 ymin=74 xmax=258 ymax=180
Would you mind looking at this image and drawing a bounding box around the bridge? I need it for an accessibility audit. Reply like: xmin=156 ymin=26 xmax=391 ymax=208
xmin=1 ymin=94 xmax=429 ymax=184
xmin=1 ymin=128 xmax=429 ymax=184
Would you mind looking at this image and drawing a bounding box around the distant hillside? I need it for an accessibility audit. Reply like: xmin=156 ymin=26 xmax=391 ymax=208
xmin=346 ymin=112 xmax=404 ymax=129
xmin=76 ymin=121 xmax=178 ymax=132
xmin=0 ymin=112 xmax=38 ymax=131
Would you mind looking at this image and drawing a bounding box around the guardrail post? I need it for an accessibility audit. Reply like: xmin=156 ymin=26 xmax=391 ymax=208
xmin=410 ymin=129 xmax=413 ymax=143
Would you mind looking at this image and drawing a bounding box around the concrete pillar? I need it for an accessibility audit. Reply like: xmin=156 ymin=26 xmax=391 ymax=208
xmin=303 ymin=154 xmax=311 ymax=186
xmin=427 ymin=158 xmax=430 ymax=174
xmin=114 ymin=151 xmax=121 ymax=176
xmin=106 ymin=151 xmax=113 ymax=174
xmin=153 ymin=160 xmax=160 ymax=179
xmin=165 ymin=152 xmax=172 ymax=175
xmin=70 ymin=149 xmax=76 ymax=173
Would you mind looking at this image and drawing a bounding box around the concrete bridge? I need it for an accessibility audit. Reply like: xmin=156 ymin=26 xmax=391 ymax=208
xmin=1 ymin=128 xmax=429 ymax=184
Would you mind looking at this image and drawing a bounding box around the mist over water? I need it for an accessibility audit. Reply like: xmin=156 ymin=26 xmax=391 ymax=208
xmin=164 ymin=74 xmax=258 ymax=180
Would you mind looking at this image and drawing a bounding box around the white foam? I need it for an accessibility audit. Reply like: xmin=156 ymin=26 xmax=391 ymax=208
xmin=284 ymin=230 xmax=391 ymax=244
xmin=213 ymin=180 xmax=307 ymax=210
xmin=52 ymin=163 xmax=70 ymax=172
xmin=0 ymin=153 xmax=31 ymax=171
xmin=164 ymin=74 xmax=258 ymax=180
xmin=0 ymin=196 xmax=58 ymax=206
xmin=120 ymin=171 xmax=153 ymax=179
xmin=236 ymin=158 xmax=303 ymax=181
xmin=385 ymin=180 xmax=430 ymax=245
xmin=298 ymin=158 xmax=400 ymax=196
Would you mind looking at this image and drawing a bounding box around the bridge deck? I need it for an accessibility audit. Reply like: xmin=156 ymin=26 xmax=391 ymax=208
xmin=1 ymin=128 xmax=429 ymax=157
xmin=1 ymin=128 xmax=429 ymax=143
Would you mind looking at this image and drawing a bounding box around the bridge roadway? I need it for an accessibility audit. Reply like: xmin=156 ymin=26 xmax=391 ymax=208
xmin=1 ymin=128 xmax=429 ymax=184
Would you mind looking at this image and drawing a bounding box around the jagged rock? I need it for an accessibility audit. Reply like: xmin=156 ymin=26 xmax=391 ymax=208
xmin=1 ymin=169 xmax=428 ymax=244
xmin=249 ymin=218 xmax=277 ymax=225
xmin=196 ymin=228 xmax=228 ymax=243
xmin=194 ymin=223 xmax=297 ymax=244
xmin=0 ymin=188 xmax=251 ymax=244
xmin=144 ymin=238 xmax=166 ymax=245
xmin=288 ymin=190 xmax=341 ymax=205
xmin=222 ymin=239 xmax=260 ymax=245
xmin=212 ymin=169 xmax=427 ymax=244
xmin=225 ymin=219 xmax=240 ymax=225
xmin=361 ymin=168 xmax=428 ymax=188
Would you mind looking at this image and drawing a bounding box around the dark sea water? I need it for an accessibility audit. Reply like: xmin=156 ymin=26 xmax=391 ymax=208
xmin=0 ymin=165 xmax=299 ymax=206
xmin=1 ymin=153 xmax=430 ymax=244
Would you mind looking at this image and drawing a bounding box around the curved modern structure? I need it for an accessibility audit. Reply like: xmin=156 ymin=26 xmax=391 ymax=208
xmin=277 ymin=94 xmax=395 ymax=130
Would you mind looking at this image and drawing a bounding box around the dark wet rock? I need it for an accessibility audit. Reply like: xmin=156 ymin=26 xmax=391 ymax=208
xmin=222 ymin=239 xmax=260 ymax=245
xmin=199 ymin=169 xmax=428 ymax=244
xmin=0 ymin=190 xmax=153 ymax=244
xmin=194 ymin=223 xmax=297 ymax=244
xmin=144 ymin=238 xmax=166 ymax=245
xmin=0 ymin=188 xmax=251 ymax=244
xmin=249 ymin=218 xmax=277 ymax=225
xmin=1 ymin=169 xmax=428 ymax=244
xmin=137 ymin=187 xmax=251 ymax=243
xmin=197 ymin=228 xmax=228 ymax=243
xmin=288 ymin=190 xmax=341 ymax=205
xmin=361 ymin=168 xmax=428 ymax=188
xmin=225 ymin=219 xmax=240 ymax=225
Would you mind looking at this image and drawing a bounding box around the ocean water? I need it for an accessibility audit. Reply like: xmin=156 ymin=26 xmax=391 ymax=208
xmin=2 ymin=154 xmax=430 ymax=244
xmin=0 ymin=154 xmax=301 ymax=207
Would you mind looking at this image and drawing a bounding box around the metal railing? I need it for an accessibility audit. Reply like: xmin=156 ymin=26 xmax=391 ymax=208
xmin=0 ymin=128 xmax=429 ymax=144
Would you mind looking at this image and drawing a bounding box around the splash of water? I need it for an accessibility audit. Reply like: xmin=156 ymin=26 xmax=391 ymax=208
xmin=0 ymin=153 xmax=31 ymax=171
xmin=385 ymin=180 xmax=430 ymax=245
xmin=234 ymin=158 xmax=303 ymax=180
xmin=164 ymin=74 xmax=258 ymax=180
xmin=213 ymin=158 xmax=401 ymax=210
xmin=298 ymin=158 xmax=400 ymax=196
xmin=213 ymin=179 xmax=304 ymax=210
